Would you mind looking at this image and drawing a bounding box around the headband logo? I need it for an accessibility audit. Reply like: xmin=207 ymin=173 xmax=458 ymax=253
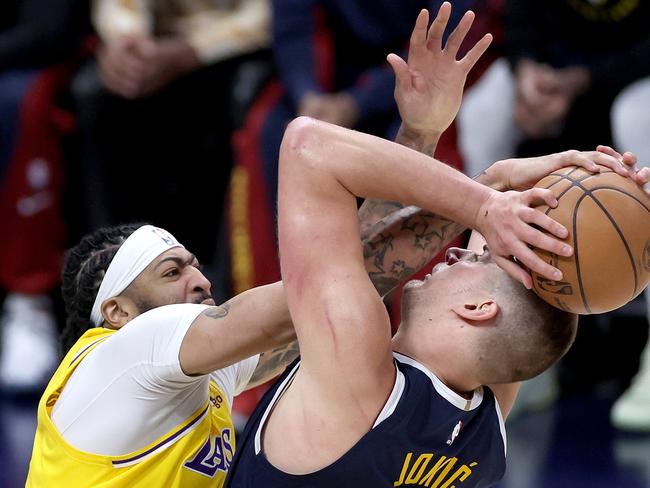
xmin=151 ymin=227 xmax=176 ymax=246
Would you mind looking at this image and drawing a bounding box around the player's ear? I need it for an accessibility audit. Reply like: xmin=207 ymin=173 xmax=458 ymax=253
xmin=451 ymin=299 xmax=499 ymax=323
xmin=101 ymin=296 xmax=139 ymax=329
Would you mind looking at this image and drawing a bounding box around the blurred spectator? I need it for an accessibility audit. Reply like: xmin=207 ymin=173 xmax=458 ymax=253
xmin=0 ymin=0 xmax=89 ymax=392
xmin=72 ymin=0 xmax=271 ymax=277
xmin=610 ymin=77 xmax=650 ymax=431
xmin=458 ymin=0 xmax=650 ymax=175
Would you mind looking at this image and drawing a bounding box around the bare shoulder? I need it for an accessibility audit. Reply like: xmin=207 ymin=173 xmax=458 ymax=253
xmin=262 ymin=361 xmax=398 ymax=474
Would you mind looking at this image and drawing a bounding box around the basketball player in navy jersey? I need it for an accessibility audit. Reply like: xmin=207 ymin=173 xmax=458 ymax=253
xmin=224 ymin=5 xmax=647 ymax=487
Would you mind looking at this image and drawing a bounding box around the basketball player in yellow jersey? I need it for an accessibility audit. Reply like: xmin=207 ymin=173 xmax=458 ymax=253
xmin=26 ymin=224 xmax=293 ymax=487
xmin=27 ymin=5 xmax=644 ymax=487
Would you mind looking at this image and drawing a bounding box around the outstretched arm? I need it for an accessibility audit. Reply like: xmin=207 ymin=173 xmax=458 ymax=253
xmin=247 ymin=5 xmax=492 ymax=386
xmin=359 ymin=5 xmax=484 ymax=236
xmin=358 ymin=6 xmax=633 ymax=293
xmin=359 ymin=5 xmax=489 ymax=294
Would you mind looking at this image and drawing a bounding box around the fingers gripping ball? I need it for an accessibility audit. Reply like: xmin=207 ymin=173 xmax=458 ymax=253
xmin=531 ymin=166 xmax=650 ymax=314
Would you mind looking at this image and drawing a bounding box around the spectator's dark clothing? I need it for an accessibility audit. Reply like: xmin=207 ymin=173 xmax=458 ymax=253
xmin=0 ymin=0 xmax=89 ymax=71
xmin=505 ymin=0 xmax=650 ymax=92
xmin=272 ymin=0 xmax=474 ymax=122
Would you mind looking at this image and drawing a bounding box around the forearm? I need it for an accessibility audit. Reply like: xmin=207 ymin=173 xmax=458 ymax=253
xmin=283 ymin=118 xmax=494 ymax=237
xmin=246 ymin=340 xmax=299 ymax=389
xmin=358 ymin=124 xmax=442 ymax=236
xmin=362 ymin=169 xmax=501 ymax=296
xmin=181 ymin=281 xmax=295 ymax=375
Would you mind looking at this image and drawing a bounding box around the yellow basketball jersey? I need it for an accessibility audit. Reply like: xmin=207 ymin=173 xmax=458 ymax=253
xmin=27 ymin=327 xmax=238 ymax=487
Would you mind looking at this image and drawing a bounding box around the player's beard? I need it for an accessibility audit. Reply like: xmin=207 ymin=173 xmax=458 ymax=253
xmin=132 ymin=292 xmax=213 ymax=314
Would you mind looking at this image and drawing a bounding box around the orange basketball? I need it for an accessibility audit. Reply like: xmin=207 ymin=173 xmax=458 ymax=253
xmin=531 ymin=166 xmax=650 ymax=314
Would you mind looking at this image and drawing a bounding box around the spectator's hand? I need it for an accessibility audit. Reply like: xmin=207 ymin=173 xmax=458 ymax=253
xmin=516 ymin=59 xmax=557 ymax=109
xmin=387 ymin=4 xmax=492 ymax=136
xmin=298 ymin=92 xmax=326 ymax=118
xmin=490 ymin=149 xmax=631 ymax=191
xmin=475 ymin=188 xmax=571 ymax=288
xmin=553 ymin=66 xmax=590 ymax=103
xmin=131 ymin=37 xmax=201 ymax=98
xmin=298 ymin=92 xmax=359 ymax=127
xmin=98 ymin=35 xmax=149 ymax=99
xmin=515 ymin=60 xmax=566 ymax=137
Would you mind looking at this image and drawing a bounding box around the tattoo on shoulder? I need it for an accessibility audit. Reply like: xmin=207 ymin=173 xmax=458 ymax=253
xmin=203 ymin=302 xmax=230 ymax=319
xmin=249 ymin=341 xmax=300 ymax=386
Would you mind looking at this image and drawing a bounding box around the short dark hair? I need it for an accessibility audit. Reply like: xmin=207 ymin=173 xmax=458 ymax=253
xmin=60 ymin=223 xmax=144 ymax=355
xmin=475 ymin=272 xmax=578 ymax=384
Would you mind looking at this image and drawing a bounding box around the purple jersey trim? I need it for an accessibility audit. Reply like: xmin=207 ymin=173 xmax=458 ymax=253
xmin=112 ymin=403 xmax=210 ymax=467
xmin=70 ymin=337 xmax=110 ymax=366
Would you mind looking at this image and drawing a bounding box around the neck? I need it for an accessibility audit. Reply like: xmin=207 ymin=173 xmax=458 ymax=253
xmin=392 ymin=324 xmax=480 ymax=397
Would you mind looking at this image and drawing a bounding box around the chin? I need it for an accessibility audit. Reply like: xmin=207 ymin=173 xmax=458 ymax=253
xmin=403 ymin=279 xmax=424 ymax=290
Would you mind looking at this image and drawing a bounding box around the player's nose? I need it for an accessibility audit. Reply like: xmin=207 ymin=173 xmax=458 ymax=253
xmin=189 ymin=266 xmax=212 ymax=295
xmin=445 ymin=247 xmax=477 ymax=265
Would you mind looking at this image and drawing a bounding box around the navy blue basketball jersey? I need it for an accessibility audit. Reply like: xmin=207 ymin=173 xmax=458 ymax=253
xmin=225 ymin=352 xmax=507 ymax=487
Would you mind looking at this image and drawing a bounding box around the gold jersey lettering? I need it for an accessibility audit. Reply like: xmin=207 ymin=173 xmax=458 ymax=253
xmin=393 ymin=452 xmax=479 ymax=487
xmin=405 ymin=453 xmax=434 ymax=484
xmin=420 ymin=456 xmax=457 ymax=487
xmin=394 ymin=452 xmax=413 ymax=486
xmin=438 ymin=462 xmax=479 ymax=488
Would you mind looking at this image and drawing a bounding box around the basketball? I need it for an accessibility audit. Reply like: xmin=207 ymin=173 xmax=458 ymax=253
xmin=531 ymin=166 xmax=650 ymax=314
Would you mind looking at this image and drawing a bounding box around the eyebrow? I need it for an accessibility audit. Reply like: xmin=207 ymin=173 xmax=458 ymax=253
xmin=154 ymin=253 xmax=198 ymax=271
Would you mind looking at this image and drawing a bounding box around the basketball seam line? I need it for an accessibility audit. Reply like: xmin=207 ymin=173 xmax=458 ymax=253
xmin=541 ymin=171 xmax=643 ymax=311
xmin=584 ymin=186 xmax=650 ymax=214
xmin=585 ymin=190 xmax=639 ymax=297
xmin=573 ymin=193 xmax=590 ymax=314
xmin=562 ymin=178 xmax=641 ymax=298
xmin=543 ymin=173 xmax=599 ymax=211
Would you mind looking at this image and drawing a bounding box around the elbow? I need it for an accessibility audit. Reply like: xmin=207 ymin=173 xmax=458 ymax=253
xmin=279 ymin=116 xmax=324 ymax=172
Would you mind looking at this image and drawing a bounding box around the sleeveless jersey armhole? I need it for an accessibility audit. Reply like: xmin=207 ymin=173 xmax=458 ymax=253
xmin=493 ymin=394 xmax=508 ymax=457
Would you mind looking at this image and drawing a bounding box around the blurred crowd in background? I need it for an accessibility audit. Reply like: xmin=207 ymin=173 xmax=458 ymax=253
xmin=1 ymin=0 xmax=650 ymax=474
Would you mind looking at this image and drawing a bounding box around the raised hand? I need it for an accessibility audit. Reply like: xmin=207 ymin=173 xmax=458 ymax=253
xmin=386 ymin=3 xmax=492 ymax=136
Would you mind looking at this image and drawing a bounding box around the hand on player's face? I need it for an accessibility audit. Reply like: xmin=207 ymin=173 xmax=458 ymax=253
xmin=386 ymin=3 xmax=492 ymax=135
xmin=476 ymin=188 xmax=571 ymax=289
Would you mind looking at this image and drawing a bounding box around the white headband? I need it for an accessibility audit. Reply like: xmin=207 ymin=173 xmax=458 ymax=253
xmin=90 ymin=225 xmax=184 ymax=326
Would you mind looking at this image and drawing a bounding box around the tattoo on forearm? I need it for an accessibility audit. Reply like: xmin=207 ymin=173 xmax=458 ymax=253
xmin=359 ymin=200 xmax=406 ymax=237
xmin=363 ymin=209 xmax=467 ymax=297
xmin=203 ymin=302 xmax=230 ymax=319
xmin=249 ymin=341 xmax=300 ymax=386
xmin=356 ymin=126 xmax=483 ymax=298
